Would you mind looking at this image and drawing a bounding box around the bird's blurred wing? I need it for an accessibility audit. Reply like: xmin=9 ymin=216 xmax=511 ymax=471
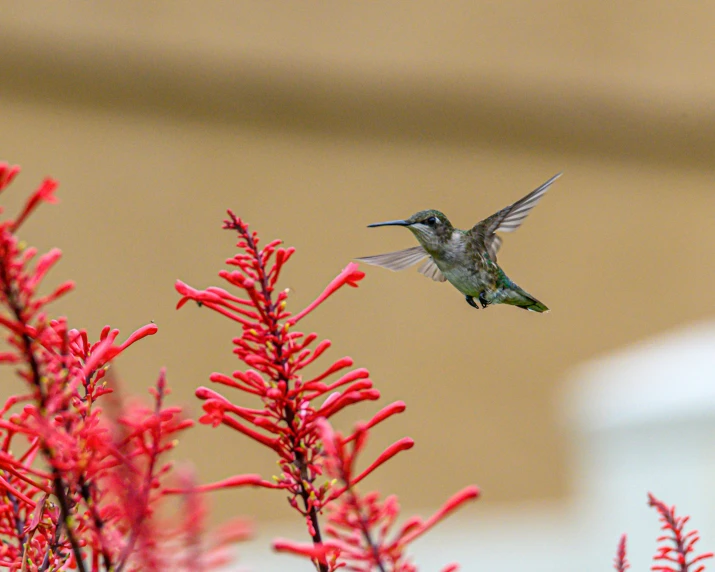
xmin=418 ymin=257 xmax=447 ymax=282
xmin=356 ymin=245 xmax=428 ymax=271
xmin=482 ymin=173 xmax=561 ymax=235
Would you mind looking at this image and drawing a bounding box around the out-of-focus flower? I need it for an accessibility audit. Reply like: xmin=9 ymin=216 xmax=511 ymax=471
xmin=273 ymin=417 xmax=479 ymax=571
xmin=0 ymin=163 xmax=222 ymax=571
xmin=614 ymin=534 xmax=629 ymax=572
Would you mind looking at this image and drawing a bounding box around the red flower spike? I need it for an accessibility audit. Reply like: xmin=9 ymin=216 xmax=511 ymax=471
xmin=648 ymin=493 xmax=713 ymax=572
xmin=179 ymin=212 xmax=479 ymax=571
xmin=614 ymin=534 xmax=630 ymax=572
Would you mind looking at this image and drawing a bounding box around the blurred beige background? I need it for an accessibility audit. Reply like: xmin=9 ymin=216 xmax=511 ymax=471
xmin=1 ymin=0 xmax=714 ymax=534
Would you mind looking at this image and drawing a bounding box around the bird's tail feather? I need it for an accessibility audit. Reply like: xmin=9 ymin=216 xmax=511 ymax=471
xmin=518 ymin=298 xmax=549 ymax=313
xmin=503 ymin=284 xmax=549 ymax=313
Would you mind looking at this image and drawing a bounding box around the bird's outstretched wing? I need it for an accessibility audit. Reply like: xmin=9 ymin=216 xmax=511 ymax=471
xmin=356 ymin=245 xmax=428 ymax=271
xmin=357 ymin=246 xmax=447 ymax=282
xmin=475 ymin=172 xmax=561 ymax=261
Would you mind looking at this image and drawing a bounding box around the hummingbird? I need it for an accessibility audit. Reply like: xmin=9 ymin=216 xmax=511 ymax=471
xmin=357 ymin=173 xmax=561 ymax=313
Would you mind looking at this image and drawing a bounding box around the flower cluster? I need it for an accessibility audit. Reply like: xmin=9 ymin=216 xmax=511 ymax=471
xmin=175 ymin=211 xmax=479 ymax=570
xmin=0 ymin=164 xmax=225 ymax=571
xmin=648 ymin=493 xmax=713 ymax=572
xmin=614 ymin=494 xmax=713 ymax=572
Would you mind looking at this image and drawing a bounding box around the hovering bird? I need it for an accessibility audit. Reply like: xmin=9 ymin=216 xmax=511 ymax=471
xmin=357 ymin=173 xmax=561 ymax=313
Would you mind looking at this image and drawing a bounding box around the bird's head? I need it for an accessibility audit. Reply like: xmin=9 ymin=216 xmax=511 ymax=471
xmin=368 ymin=210 xmax=454 ymax=252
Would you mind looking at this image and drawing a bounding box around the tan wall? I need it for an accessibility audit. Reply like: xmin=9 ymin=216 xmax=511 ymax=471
xmin=1 ymin=3 xmax=714 ymax=526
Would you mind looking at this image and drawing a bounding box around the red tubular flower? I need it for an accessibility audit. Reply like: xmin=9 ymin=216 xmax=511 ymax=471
xmin=177 ymin=211 xmax=479 ymax=571
xmin=648 ymin=493 xmax=713 ymax=572
xmin=288 ymin=263 xmax=365 ymax=324
xmin=12 ymin=178 xmax=59 ymax=231
xmin=0 ymin=162 xmax=20 ymax=191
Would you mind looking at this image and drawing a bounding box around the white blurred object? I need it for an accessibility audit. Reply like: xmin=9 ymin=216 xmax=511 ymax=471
xmin=230 ymin=321 xmax=715 ymax=571
xmin=562 ymin=320 xmax=715 ymax=570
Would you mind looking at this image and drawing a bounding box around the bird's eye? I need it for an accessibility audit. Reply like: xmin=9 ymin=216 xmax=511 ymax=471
xmin=425 ymin=216 xmax=437 ymax=226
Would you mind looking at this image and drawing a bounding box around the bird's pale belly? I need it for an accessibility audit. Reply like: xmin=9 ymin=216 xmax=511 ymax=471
xmin=440 ymin=264 xmax=491 ymax=297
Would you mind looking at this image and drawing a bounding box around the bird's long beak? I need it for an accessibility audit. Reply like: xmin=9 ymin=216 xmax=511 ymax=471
xmin=367 ymin=219 xmax=410 ymax=228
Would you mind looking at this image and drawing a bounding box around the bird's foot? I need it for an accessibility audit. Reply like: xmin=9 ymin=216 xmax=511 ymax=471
xmin=479 ymin=292 xmax=490 ymax=309
xmin=466 ymin=296 xmax=480 ymax=309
